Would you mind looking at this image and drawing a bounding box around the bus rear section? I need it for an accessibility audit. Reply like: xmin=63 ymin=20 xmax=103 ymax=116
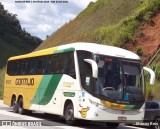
xmin=3 ymin=49 xmax=78 ymax=117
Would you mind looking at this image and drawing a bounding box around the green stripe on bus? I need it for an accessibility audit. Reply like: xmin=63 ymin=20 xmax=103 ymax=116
xmin=124 ymin=104 xmax=143 ymax=109
xmin=38 ymin=74 xmax=63 ymax=105
xmin=133 ymin=104 xmax=143 ymax=109
xmin=124 ymin=105 xmax=134 ymax=109
xmin=31 ymin=75 xmax=52 ymax=104
xmin=54 ymin=48 xmax=75 ymax=54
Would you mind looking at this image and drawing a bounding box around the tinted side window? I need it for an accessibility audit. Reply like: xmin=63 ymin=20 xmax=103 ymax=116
xmin=30 ymin=59 xmax=38 ymax=75
xmin=7 ymin=52 xmax=76 ymax=79
xmin=56 ymin=54 xmax=64 ymax=74
xmin=27 ymin=58 xmax=34 ymax=74
xmin=145 ymin=102 xmax=151 ymax=109
xmin=48 ymin=55 xmax=57 ymax=74
xmin=7 ymin=61 xmax=17 ymax=75
xmin=41 ymin=56 xmax=49 ymax=74
xmin=62 ymin=52 xmax=75 ymax=78
xmin=146 ymin=102 xmax=159 ymax=109
xmin=77 ymin=50 xmax=93 ymax=93
xmin=151 ymin=102 xmax=159 ymax=109
xmin=20 ymin=60 xmax=26 ymax=75
xmin=68 ymin=53 xmax=76 ymax=78
xmin=48 ymin=52 xmax=76 ymax=78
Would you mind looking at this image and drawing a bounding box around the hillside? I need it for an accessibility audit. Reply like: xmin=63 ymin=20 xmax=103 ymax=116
xmin=37 ymin=0 xmax=160 ymax=53
xmin=125 ymin=13 xmax=160 ymax=64
xmin=36 ymin=0 xmax=160 ymax=99
xmin=37 ymin=0 xmax=160 ymax=64
xmin=0 ymin=2 xmax=42 ymax=69
xmin=38 ymin=0 xmax=142 ymax=49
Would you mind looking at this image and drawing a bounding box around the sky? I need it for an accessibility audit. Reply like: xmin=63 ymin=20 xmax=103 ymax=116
xmin=1 ymin=0 xmax=96 ymax=40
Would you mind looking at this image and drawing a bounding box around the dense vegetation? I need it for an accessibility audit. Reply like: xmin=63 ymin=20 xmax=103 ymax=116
xmin=0 ymin=2 xmax=42 ymax=69
xmin=0 ymin=2 xmax=42 ymax=98
xmin=146 ymin=51 xmax=160 ymax=100
xmin=38 ymin=0 xmax=160 ymax=49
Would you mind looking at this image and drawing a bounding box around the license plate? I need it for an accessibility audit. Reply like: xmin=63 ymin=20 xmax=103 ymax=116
xmin=118 ymin=116 xmax=127 ymax=121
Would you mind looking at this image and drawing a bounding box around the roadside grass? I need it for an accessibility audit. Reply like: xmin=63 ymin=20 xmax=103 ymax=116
xmin=151 ymin=51 xmax=160 ymax=64
xmin=146 ymin=60 xmax=160 ymax=100
xmin=152 ymin=80 xmax=160 ymax=100
xmin=146 ymin=80 xmax=160 ymax=100
xmin=89 ymin=0 xmax=160 ymax=47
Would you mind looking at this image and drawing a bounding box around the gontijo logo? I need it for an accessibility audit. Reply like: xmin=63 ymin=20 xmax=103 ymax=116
xmin=15 ymin=78 xmax=34 ymax=86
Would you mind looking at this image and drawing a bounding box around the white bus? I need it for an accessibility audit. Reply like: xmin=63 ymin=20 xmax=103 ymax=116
xmin=3 ymin=43 xmax=155 ymax=127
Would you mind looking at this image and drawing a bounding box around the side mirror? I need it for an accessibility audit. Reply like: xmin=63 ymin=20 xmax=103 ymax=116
xmin=84 ymin=59 xmax=98 ymax=78
xmin=143 ymin=67 xmax=155 ymax=85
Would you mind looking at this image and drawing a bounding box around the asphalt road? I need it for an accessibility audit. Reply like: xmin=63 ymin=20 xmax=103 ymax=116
xmin=0 ymin=100 xmax=148 ymax=129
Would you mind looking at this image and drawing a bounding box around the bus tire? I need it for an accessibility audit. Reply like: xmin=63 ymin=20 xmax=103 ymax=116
xmin=150 ymin=117 xmax=160 ymax=129
xmin=18 ymin=97 xmax=25 ymax=115
xmin=12 ymin=98 xmax=18 ymax=113
xmin=64 ymin=103 xmax=76 ymax=125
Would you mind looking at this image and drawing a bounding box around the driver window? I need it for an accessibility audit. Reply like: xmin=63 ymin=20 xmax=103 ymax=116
xmin=96 ymin=57 xmax=122 ymax=92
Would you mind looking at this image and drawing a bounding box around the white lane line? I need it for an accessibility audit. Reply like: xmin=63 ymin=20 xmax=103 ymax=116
xmin=0 ymin=110 xmax=43 ymax=120
xmin=0 ymin=126 xmax=27 ymax=129
xmin=125 ymin=125 xmax=148 ymax=129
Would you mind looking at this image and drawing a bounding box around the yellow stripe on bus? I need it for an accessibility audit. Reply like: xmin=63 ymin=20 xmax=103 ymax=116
xmin=101 ymin=100 xmax=126 ymax=110
xmin=8 ymin=47 xmax=58 ymax=60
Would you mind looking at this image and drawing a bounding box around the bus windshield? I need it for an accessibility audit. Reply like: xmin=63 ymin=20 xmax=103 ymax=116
xmin=95 ymin=55 xmax=144 ymax=104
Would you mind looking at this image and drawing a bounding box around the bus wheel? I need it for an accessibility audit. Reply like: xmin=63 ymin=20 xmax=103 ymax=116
xmin=18 ymin=97 xmax=25 ymax=115
xmin=12 ymin=98 xmax=18 ymax=113
xmin=153 ymin=117 xmax=160 ymax=129
xmin=64 ymin=103 xmax=75 ymax=125
xmin=106 ymin=122 xmax=119 ymax=128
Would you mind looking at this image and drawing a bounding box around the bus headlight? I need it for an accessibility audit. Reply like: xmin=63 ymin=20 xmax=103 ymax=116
xmin=138 ymin=107 xmax=144 ymax=112
xmin=98 ymin=104 xmax=107 ymax=110
xmin=89 ymin=99 xmax=107 ymax=110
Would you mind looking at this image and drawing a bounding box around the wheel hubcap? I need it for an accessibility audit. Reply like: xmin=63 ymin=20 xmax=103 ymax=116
xmin=66 ymin=108 xmax=73 ymax=120
xmin=155 ymin=121 xmax=160 ymax=129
